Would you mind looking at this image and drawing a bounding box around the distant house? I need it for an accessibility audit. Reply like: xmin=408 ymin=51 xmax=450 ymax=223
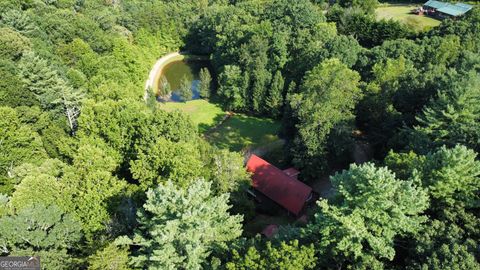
xmin=246 ymin=154 xmax=315 ymax=216
xmin=423 ymin=0 xmax=473 ymax=19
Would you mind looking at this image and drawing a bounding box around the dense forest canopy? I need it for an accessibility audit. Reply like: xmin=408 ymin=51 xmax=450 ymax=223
xmin=0 ymin=0 xmax=479 ymax=269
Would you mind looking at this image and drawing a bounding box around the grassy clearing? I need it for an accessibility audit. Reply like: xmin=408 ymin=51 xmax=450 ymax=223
xmin=159 ymin=99 xmax=226 ymax=133
xmin=206 ymin=114 xmax=281 ymax=152
xmin=376 ymin=4 xmax=441 ymax=32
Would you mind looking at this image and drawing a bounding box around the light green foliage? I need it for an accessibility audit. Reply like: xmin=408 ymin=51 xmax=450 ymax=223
xmin=178 ymin=75 xmax=193 ymax=102
xmin=218 ymin=65 xmax=247 ymax=110
xmin=0 ymin=194 xmax=9 ymax=217
xmin=199 ymin=67 xmax=212 ymax=99
xmin=57 ymin=38 xmax=98 ymax=78
xmin=18 ymin=51 xmax=84 ymax=131
xmin=158 ymin=75 xmax=171 ymax=97
xmin=0 ymin=27 xmax=31 ymax=60
xmin=226 ymin=240 xmax=316 ymax=270
xmin=289 ymin=59 xmax=361 ymax=175
xmin=77 ymin=99 xmax=197 ymax=164
xmin=0 ymin=204 xmax=82 ymax=270
xmin=61 ymin=143 xmax=125 ymax=238
xmin=88 ymin=243 xmax=131 ymax=270
xmin=307 ymin=163 xmax=429 ymax=268
xmin=9 ymin=171 xmax=66 ymax=212
xmin=384 ymin=150 xmax=425 ymax=182
xmin=420 ymin=145 xmax=480 ymax=208
xmin=0 ymin=9 xmax=37 ymax=35
xmin=130 ymin=138 xmax=203 ymax=190
xmin=130 ymin=179 xmax=243 ymax=270
xmin=0 ymin=107 xmax=46 ymax=194
xmin=413 ymin=73 xmax=480 ymax=153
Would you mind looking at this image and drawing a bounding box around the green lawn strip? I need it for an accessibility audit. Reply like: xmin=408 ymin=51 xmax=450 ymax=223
xmin=159 ymin=99 xmax=226 ymax=133
xmin=206 ymin=114 xmax=281 ymax=152
xmin=376 ymin=4 xmax=441 ymax=32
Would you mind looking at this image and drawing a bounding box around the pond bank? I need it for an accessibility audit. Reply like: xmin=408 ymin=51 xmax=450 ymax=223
xmin=144 ymin=52 xmax=209 ymax=100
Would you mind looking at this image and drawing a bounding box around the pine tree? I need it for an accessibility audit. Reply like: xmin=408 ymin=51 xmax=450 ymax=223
xmin=266 ymin=70 xmax=284 ymax=117
xmin=199 ymin=67 xmax=212 ymax=99
xmin=129 ymin=179 xmax=243 ymax=270
xmin=158 ymin=75 xmax=171 ymax=97
xmin=305 ymin=163 xmax=428 ymax=268
xmin=413 ymin=72 xmax=480 ymax=153
xmin=18 ymin=52 xmax=84 ymax=132
xmin=178 ymin=75 xmax=193 ymax=102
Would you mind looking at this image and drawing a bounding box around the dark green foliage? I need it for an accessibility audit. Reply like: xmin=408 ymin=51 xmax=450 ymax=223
xmin=329 ymin=8 xmax=414 ymax=47
xmin=218 ymin=65 xmax=247 ymax=110
xmin=265 ymin=70 xmax=284 ymax=117
xmin=0 ymin=60 xmax=34 ymax=107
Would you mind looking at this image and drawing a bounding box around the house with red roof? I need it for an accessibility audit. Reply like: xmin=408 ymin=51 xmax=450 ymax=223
xmin=246 ymin=154 xmax=315 ymax=216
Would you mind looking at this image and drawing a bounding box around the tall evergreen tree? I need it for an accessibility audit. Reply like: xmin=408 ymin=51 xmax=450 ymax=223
xmin=18 ymin=52 xmax=84 ymax=132
xmin=199 ymin=67 xmax=212 ymax=99
xmin=305 ymin=163 xmax=429 ymax=269
xmin=178 ymin=75 xmax=193 ymax=102
xmin=412 ymin=72 xmax=480 ymax=153
xmin=265 ymin=70 xmax=284 ymax=117
xmin=129 ymin=179 xmax=243 ymax=270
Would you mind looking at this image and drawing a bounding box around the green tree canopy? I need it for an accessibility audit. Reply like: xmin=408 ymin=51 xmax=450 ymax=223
xmin=226 ymin=240 xmax=316 ymax=270
xmin=305 ymin=163 xmax=429 ymax=268
xmin=0 ymin=204 xmax=83 ymax=270
xmin=129 ymin=179 xmax=243 ymax=270
xmin=289 ymin=58 xmax=361 ymax=176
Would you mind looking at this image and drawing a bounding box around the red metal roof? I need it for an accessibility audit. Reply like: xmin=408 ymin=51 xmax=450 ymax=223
xmin=246 ymin=155 xmax=312 ymax=215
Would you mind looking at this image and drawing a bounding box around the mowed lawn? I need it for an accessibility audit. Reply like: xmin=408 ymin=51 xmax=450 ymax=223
xmin=376 ymin=4 xmax=441 ymax=32
xmin=159 ymin=99 xmax=225 ymax=133
xmin=206 ymin=114 xmax=281 ymax=152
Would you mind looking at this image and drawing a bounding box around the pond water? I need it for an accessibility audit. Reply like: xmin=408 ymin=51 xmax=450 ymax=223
xmin=157 ymin=60 xmax=210 ymax=102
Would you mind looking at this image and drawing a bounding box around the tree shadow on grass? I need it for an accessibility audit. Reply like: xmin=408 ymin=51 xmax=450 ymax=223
xmin=204 ymin=114 xmax=281 ymax=152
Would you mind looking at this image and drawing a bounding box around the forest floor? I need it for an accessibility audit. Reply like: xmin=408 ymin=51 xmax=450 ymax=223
xmin=376 ymin=4 xmax=441 ymax=32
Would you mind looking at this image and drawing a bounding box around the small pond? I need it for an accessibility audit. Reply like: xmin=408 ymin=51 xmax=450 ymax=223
xmin=157 ymin=60 xmax=210 ymax=102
